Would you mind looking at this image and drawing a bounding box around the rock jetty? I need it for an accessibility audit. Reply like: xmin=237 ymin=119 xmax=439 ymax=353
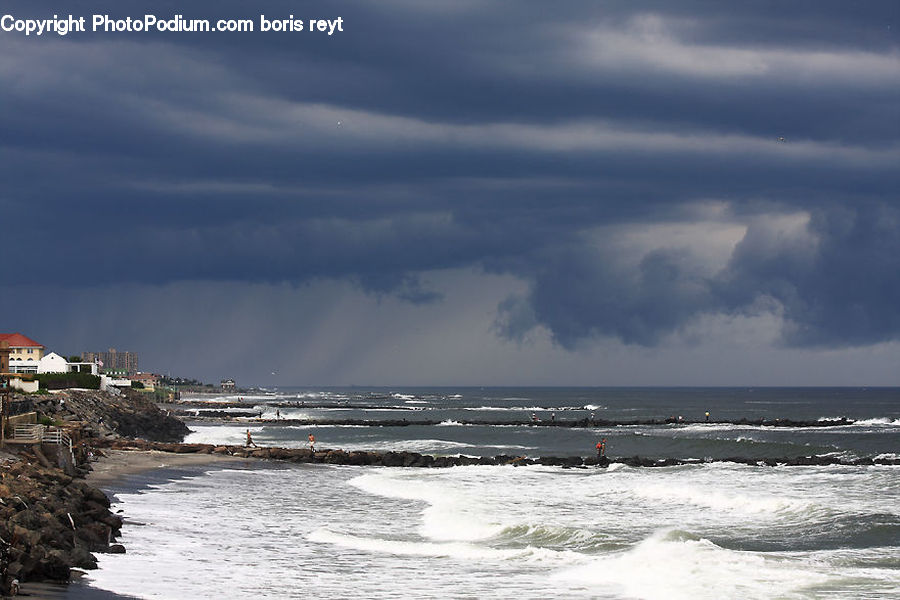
xmin=173 ymin=414 xmax=856 ymax=428
xmin=98 ymin=439 xmax=900 ymax=468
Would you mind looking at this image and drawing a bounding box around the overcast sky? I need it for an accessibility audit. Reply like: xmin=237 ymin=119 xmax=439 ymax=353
xmin=2 ymin=1 xmax=899 ymax=386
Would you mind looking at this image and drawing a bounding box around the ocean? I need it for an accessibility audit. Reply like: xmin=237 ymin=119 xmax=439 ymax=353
xmin=81 ymin=388 xmax=899 ymax=599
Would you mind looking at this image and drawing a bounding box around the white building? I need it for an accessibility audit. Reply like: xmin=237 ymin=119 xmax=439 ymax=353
xmin=37 ymin=352 xmax=69 ymax=373
xmin=68 ymin=361 xmax=100 ymax=375
xmin=37 ymin=352 xmax=101 ymax=375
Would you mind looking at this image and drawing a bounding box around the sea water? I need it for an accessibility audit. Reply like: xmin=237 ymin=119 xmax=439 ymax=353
xmin=82 ymin=388 xmax=900 ymax=599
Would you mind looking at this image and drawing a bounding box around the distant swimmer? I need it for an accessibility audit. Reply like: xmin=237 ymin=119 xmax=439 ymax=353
xmin=308 ymin=433 xmax=316 ymax=452
xmin=705 ymin=411 xmax=710 ymax=422
xmin=531 ymin=413 xmax=538 ymax=422
xmin=776 ymin=136 xmax=786 ymax=143
xmin=245 ymin=429 xmax=257 ymax=448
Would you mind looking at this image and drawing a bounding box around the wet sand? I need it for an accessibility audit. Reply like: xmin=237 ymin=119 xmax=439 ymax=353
xmin=17 ymin=450 xmax=245 ymax=600
xmin=85 ymin=448 xmax=243 ymax=487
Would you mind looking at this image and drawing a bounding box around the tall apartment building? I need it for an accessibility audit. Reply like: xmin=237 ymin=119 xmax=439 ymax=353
xmin=82 ymin=348 xmax=139 ymax=375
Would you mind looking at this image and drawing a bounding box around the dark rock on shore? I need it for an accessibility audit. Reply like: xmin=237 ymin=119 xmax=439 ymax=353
xmin=102 ymin=391 xmax=190 ymax=442
xmin=1 ymin=387 xmax=191 ymax=591
xmin=0 ymin=457 xmax=123 ymax=587
xmin=17 ymin=388 xmax=190 ymax=443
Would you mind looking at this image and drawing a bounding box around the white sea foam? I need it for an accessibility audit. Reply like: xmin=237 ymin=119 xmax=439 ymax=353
xmin=307 ymin=528 xmax=524 ymax=560
xmin=350 ymin=470 xmax=507 ymax=541
xmin=554 ymin=529 xmax=830 ymax=600
xmin=874 ymin=453 xmax=900 ymax=460
xmin=462 ymin=405 xmax=548 ymax=411
xmin=183 ymin=424 xmax=261 ymax=445
xmin=181 ymin=394 xmax=273 ymax=403
xmin=85 ymin=458 xmax=900 ymax=600
xmin=852 ymin=417 xmax=900 ymax=427
xmin=629 ymin=481 xmax=811 ymax=515
xmin=673 ymin=423 xmax=780 ymax=434
xmin=335 ymin=439 xmax=480 ymax=454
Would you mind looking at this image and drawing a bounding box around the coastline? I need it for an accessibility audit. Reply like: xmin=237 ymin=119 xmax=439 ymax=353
xmin=84 ymin=448 xmax=245 ymax=487
xmin=16 ymin=450 xmax=245 ymax=600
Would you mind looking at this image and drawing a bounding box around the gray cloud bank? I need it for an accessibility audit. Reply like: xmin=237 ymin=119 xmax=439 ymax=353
xmin=2 ymin=0 xmax=899 ymax=377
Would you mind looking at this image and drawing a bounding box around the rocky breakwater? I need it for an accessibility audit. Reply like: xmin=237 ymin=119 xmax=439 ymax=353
xmin=16 ymin=388 xmax=190 ymax=443
xmin=222 ymin=416 xmax=856 ymax=428
xmin=99 ymin=439 xmax=900 ymax=468
xmin=0 ymin=455 xmax=124 ymax=593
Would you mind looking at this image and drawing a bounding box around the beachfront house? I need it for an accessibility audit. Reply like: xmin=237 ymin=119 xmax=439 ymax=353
xmin=0 ymin=333 xmax=45 ymax=373
xmin=36 ymin=352 xmax=101 ymax=375
xmin=37 ymin=352 xmax=69 ymax=373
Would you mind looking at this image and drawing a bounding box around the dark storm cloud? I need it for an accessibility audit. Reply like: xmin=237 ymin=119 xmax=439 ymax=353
xmin=499 ymin=202 xmax=900 ymax=350
xmin=719 ymin=203 xmax=900 ymax=347
xmin=2 ymin=0 xmax=899 ymax=350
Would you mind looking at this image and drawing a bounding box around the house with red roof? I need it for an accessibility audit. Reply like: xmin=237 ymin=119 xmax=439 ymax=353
xmin=0 ymin=333 xmax=46 ymax=373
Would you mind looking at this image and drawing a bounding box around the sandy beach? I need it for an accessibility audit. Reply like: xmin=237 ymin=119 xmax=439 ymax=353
xmin=85 ymin=449 xmax=244 ymax=487
xmin=16 ymin=450 xmax=244 ymax=600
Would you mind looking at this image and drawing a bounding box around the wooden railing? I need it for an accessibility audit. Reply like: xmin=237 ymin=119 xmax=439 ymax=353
xmin=9 ymin=424 xmax=77 ymax=466
xmin=12 ymin=424 xmax=43 ymax=442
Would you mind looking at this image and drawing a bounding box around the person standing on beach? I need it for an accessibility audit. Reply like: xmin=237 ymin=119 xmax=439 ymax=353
xmin=596 ymin=438 xmax=606 ymax=457
xmin=245 ymin=429 xmax=257 ymax=448
xmin=308 ymin=433 xmax=316 ymax=451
